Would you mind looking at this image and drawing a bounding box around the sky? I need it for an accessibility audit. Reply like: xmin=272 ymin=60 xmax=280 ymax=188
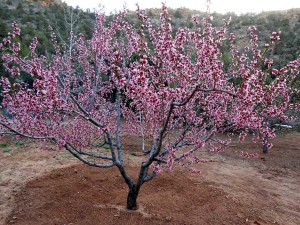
xmin=62 ymin=0 xmax=300 ymax=15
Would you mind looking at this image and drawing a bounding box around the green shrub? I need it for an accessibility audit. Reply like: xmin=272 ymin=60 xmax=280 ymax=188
xmin=3 ymin=148 xmax=12 ymax=153
xmin=0 ymin=142 xmax=9 ymax=148
xmin=15 ymin=141 xmax=25 ymax=146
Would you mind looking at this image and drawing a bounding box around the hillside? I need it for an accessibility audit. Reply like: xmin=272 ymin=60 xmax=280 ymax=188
xmin=0 ymin=0 xmax=94 ymax=56
xmin=1 ymin=0 xmax=300 ymax=67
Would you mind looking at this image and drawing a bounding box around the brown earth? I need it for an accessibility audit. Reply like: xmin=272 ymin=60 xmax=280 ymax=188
xmin=1 ymin=132 xmax=300 ymax=225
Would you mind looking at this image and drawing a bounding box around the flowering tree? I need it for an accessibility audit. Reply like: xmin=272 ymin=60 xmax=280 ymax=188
xmin=0 ymin=4 xmax=299 ymax=210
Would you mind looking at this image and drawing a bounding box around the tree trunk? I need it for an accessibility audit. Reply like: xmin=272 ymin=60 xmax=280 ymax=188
xmin=127 ymin=187 xmax=139 ymax=210
xmin=263 ymin=144 xmax=268 ymax=154
xmin=263 ymin=136 xmax=269 ymax=154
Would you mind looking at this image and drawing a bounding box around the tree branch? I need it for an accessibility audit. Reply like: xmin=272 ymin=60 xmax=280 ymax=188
xmin=116 ymin=91 xmax=123 ymax=163
xmin=143 ymin=171 xmax=157 ymax=183
xmin=66 ymin=142 xmax=113 ymax=160
xmin=115 ymin=161 xmax=134 ymax=188
xmin=153 ymin=157 xmax=167 ymax=163
xmin=64 ymin=144 xmax=115 ymax=168
xmin=56 ymin=75 xmax=105 ymax=128
xmin=210 ymin=138 xmax=237 ymax=147
xmin=0 ymin=122 xmax=55 ymax=141
xmin=143 ymin=100 xmax=175 ymax=167
xmin=175 ymin=129 xmax=215 ymax=161
xmin=173 ymin=86 xmax=237 ymax=107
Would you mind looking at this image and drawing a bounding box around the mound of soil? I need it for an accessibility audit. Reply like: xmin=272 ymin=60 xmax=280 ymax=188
xmin=6 ymin=164 xmax=248 ymax=225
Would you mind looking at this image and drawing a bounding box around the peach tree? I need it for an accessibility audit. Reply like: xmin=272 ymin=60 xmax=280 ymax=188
xmin=0 ymin=4 xmax=299 ymax=209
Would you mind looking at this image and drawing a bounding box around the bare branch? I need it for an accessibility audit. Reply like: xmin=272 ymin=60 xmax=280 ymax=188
xmin=67 ymin=142 xmax=113 ymax=160
xmin=106 ymin=133 xmax=117 ymax=163
xmin=153 ymin=157 xmax=167 ymax=164
xmin=143 ymin=171 xmax=157 ymax=183
xmin=115 ymin=161 xmax=134 ymax=188
xmin=64 ymin=144 xmax=115 ymax=168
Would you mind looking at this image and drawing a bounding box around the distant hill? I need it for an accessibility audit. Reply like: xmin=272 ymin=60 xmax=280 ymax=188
xmin=0 ymin=0 xmax=94 ymax=56
xmin=0 ymin=0 xmax=300 ymax=67
xmin=27 ymin=0 xmax=63 ymax=6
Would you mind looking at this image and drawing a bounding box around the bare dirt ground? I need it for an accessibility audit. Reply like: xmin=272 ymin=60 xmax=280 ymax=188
xmin=0 ymin=132 xmax=299 ymax=225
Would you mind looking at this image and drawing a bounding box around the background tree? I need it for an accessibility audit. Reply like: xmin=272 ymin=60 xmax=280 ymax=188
xmin=0 ymin=4 xmax=299 ymax=210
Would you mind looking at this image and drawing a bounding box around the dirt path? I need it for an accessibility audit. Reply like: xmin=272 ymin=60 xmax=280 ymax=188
xmin=1 ymin=133 xmax=299 ymax=225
